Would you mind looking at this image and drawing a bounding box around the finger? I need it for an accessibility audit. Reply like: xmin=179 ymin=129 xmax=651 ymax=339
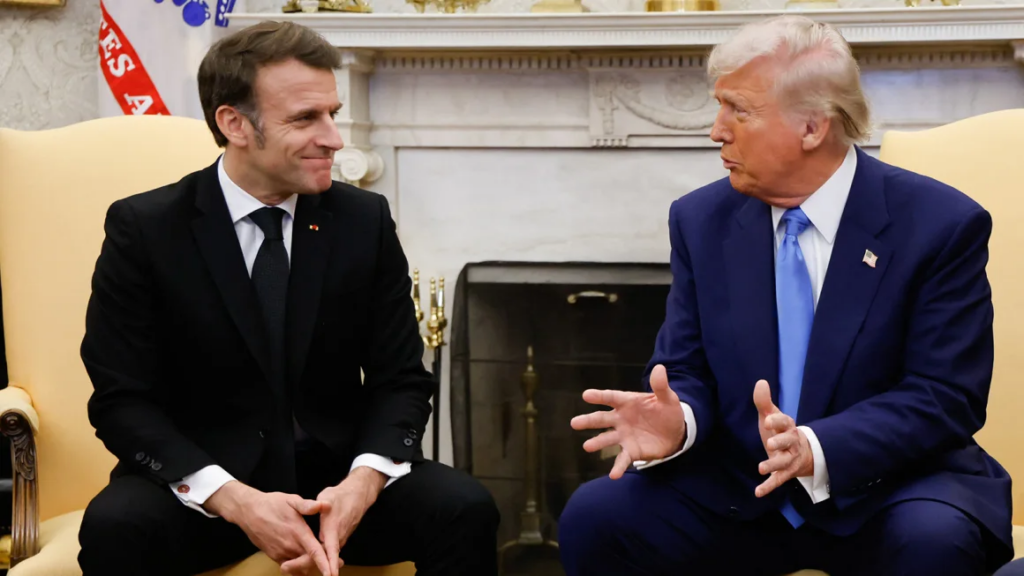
xmin=326 ymin=536 xmax=341 ymax=576
xmin=280 ymin=555 xmax=312 ymax=575
xmin=581 ymin=388 xmax=641 ymax=409
xmin=755 ymin=471 xmax=788 ymax=498
xmin=765 ymin=412 xmax=795 ymax=433
xmin=582 ymin=429 xmax=621 ymax=453
xmin=767 ymin=431 xmax=798 ymax=452
xmin=752 ymin=379 xmax=778 ymax=417
xmin=649 ymin=364 xmax=677 ymax=404
xmin=288 ymin=496 xmax=323 ymax=516
xmin=303 ymin=533 xmax=332 ymax=576
xmin=320 ymin=516 xmax=340 ymax=576
xmin=759 ymin=452 xmax=794 ymax=476
xmin=609 ymin=448 xmax=632 ymax=480
xmin=570 ymin=410 xmax=615 ymax=431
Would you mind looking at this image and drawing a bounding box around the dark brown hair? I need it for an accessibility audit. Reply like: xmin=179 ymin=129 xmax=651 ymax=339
xmin=198 ymin=21 xmax=341 ymax=147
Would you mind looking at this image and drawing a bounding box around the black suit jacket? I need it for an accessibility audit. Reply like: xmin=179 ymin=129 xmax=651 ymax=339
xmin=81 ymin=161 xmax=433 ymax=491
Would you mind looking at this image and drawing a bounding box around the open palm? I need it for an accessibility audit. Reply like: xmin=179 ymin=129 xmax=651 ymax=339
xmin=571 ymin=364 xmax=686 ymax=479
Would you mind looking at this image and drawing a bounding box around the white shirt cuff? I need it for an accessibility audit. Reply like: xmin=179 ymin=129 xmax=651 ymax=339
xmin=634 ymin=401 xmax=696 ymax=470
xmin=169 ymin=465 xmax=235 ymax=518
xmin=351 ymin=453 xmax=412 ymax=489
xmin=796 ymin=425 xmax=830 ymax=503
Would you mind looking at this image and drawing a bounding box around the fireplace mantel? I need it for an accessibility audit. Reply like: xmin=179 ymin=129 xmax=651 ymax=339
xmin=230 ymin=6 xmax=1024 ymax=53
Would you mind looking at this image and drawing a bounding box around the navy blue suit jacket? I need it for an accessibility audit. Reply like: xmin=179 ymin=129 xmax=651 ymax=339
xmin=645 ymin=147 xmax=1013 ymax=556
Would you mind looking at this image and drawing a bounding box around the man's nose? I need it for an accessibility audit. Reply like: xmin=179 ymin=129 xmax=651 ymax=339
xmin=710 ymin=109 xmax=730 ymax=143
xmin=318 ymin=120 xmax=344 ymax=151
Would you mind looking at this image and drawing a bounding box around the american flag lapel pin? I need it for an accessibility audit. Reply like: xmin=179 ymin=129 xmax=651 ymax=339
xmin=862 ymin=249 xmax=878 ymax=268
xmin=309 ymin=224 xmax=319 ymax=231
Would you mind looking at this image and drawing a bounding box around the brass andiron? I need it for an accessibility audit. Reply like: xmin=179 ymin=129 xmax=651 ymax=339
xmin=282 ymin=0 xmax=372 ymax=13
xmin=498 ymin=346 xmax=558 ymax=575
xmin=412 ymin=269 xmax=447 ymax=461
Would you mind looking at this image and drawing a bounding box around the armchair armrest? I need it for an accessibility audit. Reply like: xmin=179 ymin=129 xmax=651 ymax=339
xmin=0 ymin=385 xmax=39 ymax=568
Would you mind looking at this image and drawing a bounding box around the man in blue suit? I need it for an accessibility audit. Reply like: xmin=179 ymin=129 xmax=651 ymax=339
xmin=560 ymin=15 xmax=1013 ymax=576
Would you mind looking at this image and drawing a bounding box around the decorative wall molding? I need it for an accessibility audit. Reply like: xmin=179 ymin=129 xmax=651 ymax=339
xmin=335 ymin=146 xmax=385 ymax=184
xmin=371 ymin=46 xmax=1018 ymax=71
xmin=231 ymin=6 xmax=1024 ymax=54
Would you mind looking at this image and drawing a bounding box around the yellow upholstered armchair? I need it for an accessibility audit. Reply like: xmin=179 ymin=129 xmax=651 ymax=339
xmin=879 ymin=110 xmax=1024 ymax=556
xmin=0 ymin=116 xmax=413 ymax=576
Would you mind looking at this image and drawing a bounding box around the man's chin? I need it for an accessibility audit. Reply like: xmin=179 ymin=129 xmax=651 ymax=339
xmin=728 ymin=172 xmax=754 ymax=195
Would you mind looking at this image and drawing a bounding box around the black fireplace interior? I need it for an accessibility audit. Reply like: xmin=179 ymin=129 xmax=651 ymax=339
xmin=449 ymin=262 xmax=672 ymax=575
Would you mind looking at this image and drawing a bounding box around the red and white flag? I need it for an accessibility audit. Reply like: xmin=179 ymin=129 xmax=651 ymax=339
xmin=98 ymin=0 xmax=238 ymax=119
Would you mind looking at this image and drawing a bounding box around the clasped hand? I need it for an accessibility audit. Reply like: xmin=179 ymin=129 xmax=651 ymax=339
xmin=572 ymin=367 xmax=813 ymax=497
xmin=207 ymin=467 xmax=384 ymax=576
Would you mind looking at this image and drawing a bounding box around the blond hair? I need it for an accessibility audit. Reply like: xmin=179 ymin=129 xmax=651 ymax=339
xmin=707 ymin=15 xmax=871 ymax=145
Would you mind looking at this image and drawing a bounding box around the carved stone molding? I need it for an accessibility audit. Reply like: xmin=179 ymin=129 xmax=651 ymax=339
xmin=0 ymin=412 xmax=38 ymax=568
xmin=370 ymin=47 xmax=1021 ymax=72
xmin=334 ymin=50 xmax=385 ymax=187
xmin=335 ymin=147 xmax=385 ymax=185
xmin=589 ymin=70 xmax=719 ymax=147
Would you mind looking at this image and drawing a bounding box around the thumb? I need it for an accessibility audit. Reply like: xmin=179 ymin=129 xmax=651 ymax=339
xmin=649 ymin=364 xmax=676 ymax=404
xmin=288 ymin=496 xmax=322 ymax=516
xmin=752 ymin=379 xmax=778 ymax=416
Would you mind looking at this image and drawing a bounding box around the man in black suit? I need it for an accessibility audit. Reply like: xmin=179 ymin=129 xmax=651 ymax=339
xmin=77 ymin=20 xmax=498 ymax=576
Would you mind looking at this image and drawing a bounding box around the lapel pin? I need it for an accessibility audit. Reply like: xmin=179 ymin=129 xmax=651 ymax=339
xmin=862 ymin=249 xmax=878 ymax=268
xmin=309 ymin=224 xmax=319 ymax=231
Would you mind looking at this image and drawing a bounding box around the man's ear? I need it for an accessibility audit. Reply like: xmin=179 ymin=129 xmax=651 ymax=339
xmin=215 ymin=105 xmax=250 ymax=148
xmin=801 ymin=111 xmax=833 ymax=152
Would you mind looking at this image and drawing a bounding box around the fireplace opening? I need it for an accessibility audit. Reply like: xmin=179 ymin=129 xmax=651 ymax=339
xmin=449 ymin=262 xmax=672 ymax=575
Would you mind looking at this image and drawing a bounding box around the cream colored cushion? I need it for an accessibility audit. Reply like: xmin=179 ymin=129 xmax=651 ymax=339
xmin=7 ymin=509 xmax=415 ymax=576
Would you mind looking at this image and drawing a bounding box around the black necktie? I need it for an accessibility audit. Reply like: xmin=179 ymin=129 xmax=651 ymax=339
xmin=248 ymin=207 xmax=289 ymax=395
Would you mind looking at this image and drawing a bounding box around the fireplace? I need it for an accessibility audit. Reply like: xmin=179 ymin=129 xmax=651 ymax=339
xmin=449 ymin=262 xmax=671 ymax=575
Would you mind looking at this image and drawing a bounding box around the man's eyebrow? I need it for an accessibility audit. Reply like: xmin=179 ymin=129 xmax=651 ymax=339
xmin=286 ymin=104 xmax=343 ymax=120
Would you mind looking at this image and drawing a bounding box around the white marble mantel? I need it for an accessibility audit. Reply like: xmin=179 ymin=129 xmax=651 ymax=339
xmin=229 ymin=7 xmax=1024 ymax=462
xmin=232 ymin=6 xmax=1024 ymax=50
xmin=229 ymin=7 xmax=1024 ymax=185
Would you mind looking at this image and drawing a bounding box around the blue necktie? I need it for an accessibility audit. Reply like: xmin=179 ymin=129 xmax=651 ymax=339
xmin=775 ymin=207 xmax=813 ymax=528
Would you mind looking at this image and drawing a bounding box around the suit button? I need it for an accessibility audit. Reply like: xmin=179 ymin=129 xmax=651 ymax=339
xmin=403 ymin=438 xmax=414 ymax=447
xmin=151 ymin=462 xmax=162 ymax=471
xmin=135 ymin=452 xmax=145 ymax=462
xmin=408 ymin=430 xmax=418 ymax=440
xmin=727 ymin=507 xmax=739 ymax=518
xmin=259 ymin=430 xmax=266 ymax=438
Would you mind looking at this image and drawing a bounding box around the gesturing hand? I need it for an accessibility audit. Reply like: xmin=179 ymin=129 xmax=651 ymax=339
xmin=571 ymin=364 xmax=686 ymax=480
xmin=753 ymin=379 xmax=813 ymax=498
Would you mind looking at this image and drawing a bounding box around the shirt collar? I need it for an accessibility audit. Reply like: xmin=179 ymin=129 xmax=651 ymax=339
xmin=217 ymin=155 xmax=297 ymax=224
xmin=770 ymin=145 xmax=857 ymax=245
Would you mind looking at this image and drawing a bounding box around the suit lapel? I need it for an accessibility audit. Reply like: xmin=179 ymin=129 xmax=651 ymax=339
xmin=286 ymin=193 xmax=333 ymax=389
xmin=798 ymin=149 xmax=891 ymax=423
xmin=725 ymin=196 xmax=781 ymax=405
xmin=191 ymin=163 xmax=273 ymax=383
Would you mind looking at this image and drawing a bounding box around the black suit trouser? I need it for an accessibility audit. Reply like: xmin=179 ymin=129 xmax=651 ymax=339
xmin=78 ymin=447 xmax=499 ymax=576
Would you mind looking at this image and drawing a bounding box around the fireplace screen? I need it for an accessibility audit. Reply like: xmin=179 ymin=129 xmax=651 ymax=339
xmin=449 ymin=262 xmax=671 ymax=575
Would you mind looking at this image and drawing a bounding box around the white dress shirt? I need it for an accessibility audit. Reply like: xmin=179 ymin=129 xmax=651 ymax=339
xmin=170 ymin=156 xmax=411 ymax=517
xmin=635 ymin=146 xmax=858 ymax=506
